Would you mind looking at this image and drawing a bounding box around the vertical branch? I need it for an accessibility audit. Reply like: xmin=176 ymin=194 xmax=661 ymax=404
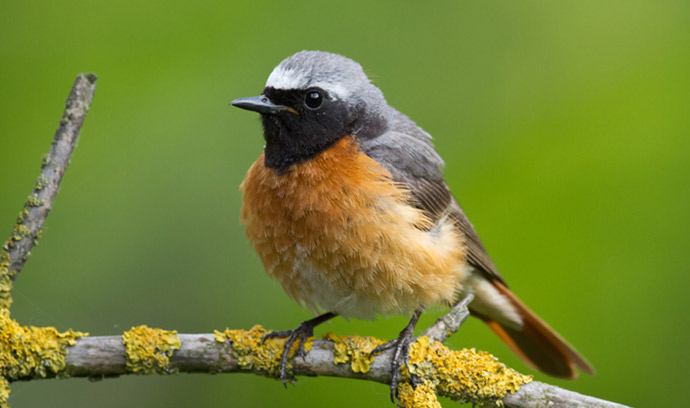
xmin=0 ymin=73 xmax=97 ymax=309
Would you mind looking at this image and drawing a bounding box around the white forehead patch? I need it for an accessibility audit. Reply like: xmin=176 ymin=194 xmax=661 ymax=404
xmin=266 ymin=66 xmax=307 ymax=90
xmin=265 ymin=66 xmax=351 ymax=100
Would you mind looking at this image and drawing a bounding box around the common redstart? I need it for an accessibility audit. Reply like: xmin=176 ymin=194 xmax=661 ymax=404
xmin=231 ymin=50 xmax=593 ymax=399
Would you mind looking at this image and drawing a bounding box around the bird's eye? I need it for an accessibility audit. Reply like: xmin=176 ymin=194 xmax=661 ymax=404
xmin=304 ymin=91 xmax=323 ymax=109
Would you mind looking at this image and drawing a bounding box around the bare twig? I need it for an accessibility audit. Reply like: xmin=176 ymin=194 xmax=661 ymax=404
xmin=3 ymin=73 xmax=97 ymax=284
xmin=502 ymin=380 xmax=629 ymax=408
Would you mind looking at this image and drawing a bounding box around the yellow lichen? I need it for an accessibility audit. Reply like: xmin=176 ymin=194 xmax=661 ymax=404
xmin=0 ymin=377 xmax=9 ymax=408
xmin=122 ymin=326 xmax=181 ymax=375
xmin=210 ymin=327 xmax=530 ymax=404
xmin=32 ymin=230 xmax=42 ymax=246
xmin=11 ymin=225 xmax=31 ymax=242
xmin=398 ymin=381 xmax=442 ymax=408
xmin=0 ymin=311 xmax=87 ymax=404
xmin=16 ymin=209 xmax=29 ymax=224
xmin=0 ymin=247 xmax=12 ymax=310
xmin=323 ymin=332 xmax=385 ymax=373
xmin=34 ymin=175 xmax=48 ymax=191
xmin=214 ymin=324 xmax=310 ymax=379
xmin=408 ymin=336 xmax=532 ymax=406
xmin=26 ymin=194 xmax=43 ymax=207
xmin=0 ymin=275 xmax=11 ymax=312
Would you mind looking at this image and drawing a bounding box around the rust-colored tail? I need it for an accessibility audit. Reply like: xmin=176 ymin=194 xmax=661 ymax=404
xmin=473 ymin=281 xmax=595 ymax=379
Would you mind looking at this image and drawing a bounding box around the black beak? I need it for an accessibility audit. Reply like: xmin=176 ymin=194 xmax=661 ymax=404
xmin=230 ymin=95 xmax=297 ymax=115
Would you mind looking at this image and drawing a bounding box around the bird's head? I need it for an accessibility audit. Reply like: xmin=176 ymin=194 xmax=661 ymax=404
xmin=231 ymin=51 xmax=387 ymax=172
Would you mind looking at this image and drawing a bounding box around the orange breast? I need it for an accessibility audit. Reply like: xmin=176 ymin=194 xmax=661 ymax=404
xmin=240 ymin=137 xmax=467 ymax=319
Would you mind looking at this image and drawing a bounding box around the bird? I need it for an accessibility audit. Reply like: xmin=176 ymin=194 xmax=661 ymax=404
xmin=230 ymin=50 xmax=594 ymax=401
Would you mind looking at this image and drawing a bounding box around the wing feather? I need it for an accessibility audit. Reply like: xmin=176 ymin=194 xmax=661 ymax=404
xmin=359 ymin=130 xmax=505 ymax=284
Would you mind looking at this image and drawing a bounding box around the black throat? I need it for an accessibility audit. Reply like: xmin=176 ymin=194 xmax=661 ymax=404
xmin=259 ymin=87 xmax=385 ymax=174
xmin=261 ymin=113 xmax=347 ymax=174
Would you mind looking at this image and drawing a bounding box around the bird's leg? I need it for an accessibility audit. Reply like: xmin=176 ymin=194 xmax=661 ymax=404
xmin=370 ymin=309 xmax=423 ymax=402
xmin=262 ymin=312 xmax=337 ymax=387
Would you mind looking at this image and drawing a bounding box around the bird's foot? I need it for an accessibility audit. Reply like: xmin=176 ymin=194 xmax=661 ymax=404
xmin=262 ymin=325 xmax=312 ymax=386
xmin=370 ymin=310 xmax=423 ymax=402
xmin=262 ymin=312 xmax=337 ymax=387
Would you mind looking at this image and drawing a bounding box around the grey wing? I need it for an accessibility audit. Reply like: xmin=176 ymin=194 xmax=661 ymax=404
xmin=359 ymin=130 xmax=506 ymax=285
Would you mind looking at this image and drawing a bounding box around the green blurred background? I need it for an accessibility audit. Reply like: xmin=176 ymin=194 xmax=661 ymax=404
xmin=1 ymin=1 xmax=688 ymax=406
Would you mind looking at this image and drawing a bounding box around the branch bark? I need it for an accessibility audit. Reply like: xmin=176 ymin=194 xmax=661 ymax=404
xmin=3 ymin=73 xmax=97 ymax=284
xmin=31 ymin=330 xmax=626 ymax=408
xmin=8 ymin=301 xmax=627 ymax=408
xmin=422 ymin=293 xmax=473 ymax=343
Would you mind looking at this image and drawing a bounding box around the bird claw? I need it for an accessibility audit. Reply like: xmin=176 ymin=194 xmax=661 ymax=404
xmin=263 ymin=323 xmax=315 ymax=387
xmin=371 ymin=311 xmax=423 ymax=403
xmin=262 ymin=312 xmax=337 ymax=387
xmin=263 ymin=329 xmax=310 ymax=356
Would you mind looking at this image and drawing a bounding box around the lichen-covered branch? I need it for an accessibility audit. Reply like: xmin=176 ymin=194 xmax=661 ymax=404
xmin=1 ymin=317 xmax=628 ymax=408
xmin=0 ymin=73 xmax=97 ymax=310
xmin=0 ymin=72 xmax=97 ymax=407
xmin=0 ymin=312 xmax=87 ymax=405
